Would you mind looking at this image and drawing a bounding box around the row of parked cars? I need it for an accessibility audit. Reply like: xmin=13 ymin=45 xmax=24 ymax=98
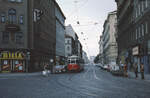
xmin=95 ymin=62 xmax=124 ymax=76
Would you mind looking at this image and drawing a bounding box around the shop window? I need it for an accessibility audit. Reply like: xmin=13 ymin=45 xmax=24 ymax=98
xmin=8 ymin=8 xmax=16 ymax=24
xmin=2 ymin=32 xmax=9 ymax=43
xmin=14 ymin=60 xmax=23 ymax=72
xmin=2 ymin=60 xmax=11 ymax=72
xmin=1 ymin=13 xmax=5 ymax=23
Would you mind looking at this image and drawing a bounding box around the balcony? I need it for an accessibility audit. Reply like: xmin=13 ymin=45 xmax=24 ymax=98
xmin=5 ymin=24 xmax=20 ymax=32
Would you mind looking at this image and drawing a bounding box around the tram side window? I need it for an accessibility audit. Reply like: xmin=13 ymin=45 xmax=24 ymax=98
xmin=71 ymin=60 xmax=76 ymax=64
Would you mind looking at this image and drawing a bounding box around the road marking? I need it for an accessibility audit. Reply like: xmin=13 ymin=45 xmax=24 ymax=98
xmin=82 ymin=66 xmax=91 ymax=81
xmin=0 ymin=78 xmax=9 ymax=80
xmin=93 ymin=66 xmax=101 ymax=81
xmin=79 ymin=85 xmax=116 ymax=94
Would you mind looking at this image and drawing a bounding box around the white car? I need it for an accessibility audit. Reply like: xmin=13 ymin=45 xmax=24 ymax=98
xmin=54 ymin=65 xmax=63 ymax=73
xmin=109 ymin=62 xmax=120 ymax=71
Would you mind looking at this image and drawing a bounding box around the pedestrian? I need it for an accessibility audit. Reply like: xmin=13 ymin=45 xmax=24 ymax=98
xmin=134 ymin=63 xmax=138 ymax=78
xmin=43 ymin=64 xmax=49 ymax=76
xmin=140 ymin=63 xmax=144 ymax=80
xmin=124 ymin=63 xmax=128 ymax=77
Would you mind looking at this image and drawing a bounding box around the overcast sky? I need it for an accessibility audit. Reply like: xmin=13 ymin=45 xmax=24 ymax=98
xmin=56 ymin=0 xmax=117 ymax=57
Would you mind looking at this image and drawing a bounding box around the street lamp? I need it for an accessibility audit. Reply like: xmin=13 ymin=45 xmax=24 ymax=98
xmin=26 ymin=52 xmax=30 ymax=72
xmin=50 ymin=59 xmax=54 ymax=73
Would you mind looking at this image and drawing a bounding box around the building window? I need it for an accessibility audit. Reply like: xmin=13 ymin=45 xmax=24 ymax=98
xmin=8 ymin=8 xmax=16 ymax=24
xmin=146 ymin=0 xmax=148 ymax=8
xmin=138 ymin=4 xmax=140 ymax=16
xmin=135 ymin=8 xmax=137 ymax=18
xmin=141 ymin=1 xmax=144 ymax=12
xmin=140 ymin=2 xmax=142 ymax=14
xmin=133 ymin=32 xmax=135 ymax=40
xmin=19 ymin=15 xmax=23 ymax=24
xmin=15 ymin=32 xmax=23 ymax=44
xmin=8 ymin=0 xmax=15 ymax=2
xmin=67 ymin=46 xmax=70 ymax=51
xmin=145 ymin=22 xmax=148 ymax=34
xmin=142 ymin=24 xmax=144 ymax=36
xmin=2 ymin=32 xmax=9 ymax=43
xmin=1 ymin=14 xmax=5 ymax=23
xmin=8 ymin=0 xmax=23 ymax=3
xmin=136 ymin=29 xmax=138 ymax=40
xmin=138 ymin=26 xmax=141 ymax=38
xmin=67 ymin=40 xmax=70 ymax=44
xmin=16 ymin=0 xmax=23 ymax=3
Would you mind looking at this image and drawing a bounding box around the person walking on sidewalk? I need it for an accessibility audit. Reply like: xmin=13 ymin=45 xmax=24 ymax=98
xmin=124 ymin=63 xmax=128 ymax=77
xmin=140 ymin=63 xmax=144 ymax=80
xmin=134 ymin=63 xmax=138 ymax=78
xmin=43 ymin=64 xmax=49 ymax=76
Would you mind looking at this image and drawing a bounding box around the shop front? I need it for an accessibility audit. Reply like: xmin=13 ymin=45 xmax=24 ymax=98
xmin=0 ymin=51 xmax=26 ymax=73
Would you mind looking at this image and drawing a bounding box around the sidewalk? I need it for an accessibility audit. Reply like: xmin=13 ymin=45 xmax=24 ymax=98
xmin=128 ymin=71 xmax=150 ymax=81
xmin=0 ymin=72 xmax=42 ymax=77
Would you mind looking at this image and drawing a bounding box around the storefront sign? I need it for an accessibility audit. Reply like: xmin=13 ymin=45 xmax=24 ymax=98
xmin=132 ymin=46 xmax=139 ymax=56
xmin=0 ymin=52 xmax=24 ymax=59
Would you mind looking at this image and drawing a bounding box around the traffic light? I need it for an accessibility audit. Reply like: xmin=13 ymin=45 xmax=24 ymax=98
xmin=33 ymin=9 xmax=43 ymax=22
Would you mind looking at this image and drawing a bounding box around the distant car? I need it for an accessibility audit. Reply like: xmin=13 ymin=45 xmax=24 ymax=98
xmin=54 ymin=65 xmax=63 ymax=73
xmin=61 ymin=65 xmax=67 ymax=73
xmin=103 ymin=65 xmax=109 ymax=70
xmin=109 ymin=62 xmax=119 ymax=72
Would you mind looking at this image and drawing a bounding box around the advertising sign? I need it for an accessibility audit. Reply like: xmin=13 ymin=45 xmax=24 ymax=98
xmin=0 ymin=52 xmax=24 ymax=59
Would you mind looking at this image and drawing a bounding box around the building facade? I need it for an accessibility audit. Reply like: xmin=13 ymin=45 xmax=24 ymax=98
xmin=115 ymin=0 xmax=150 ymax=73
xmin=0 ymin=0 xmax=56 ymax=72
xmin=55 ymin=1 xmax=66 ymax=65
xmin=82 ymin=51 xmax=89 ymax=64
xmin=65 ymin=24 xmax=82 ymax=58
xmin=98 ymin=35 xmax=104 ymax=64
xmin=102 ymin=11 xmax=118 ymax=64
xmin=65 ymin=35 xmax=75 ymax=57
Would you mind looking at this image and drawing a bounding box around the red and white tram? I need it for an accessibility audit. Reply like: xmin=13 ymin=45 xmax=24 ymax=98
xmin=67 ymin=55 xmax=84 ymax=72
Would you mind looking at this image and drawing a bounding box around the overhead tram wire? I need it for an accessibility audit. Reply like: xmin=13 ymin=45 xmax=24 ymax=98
xmin=66 ymin=0 xmax=89 ymax=21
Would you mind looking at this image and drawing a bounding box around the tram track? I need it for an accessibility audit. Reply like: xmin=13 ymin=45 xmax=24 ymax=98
xmin=52 ymin=66 xmax=100 ymax=97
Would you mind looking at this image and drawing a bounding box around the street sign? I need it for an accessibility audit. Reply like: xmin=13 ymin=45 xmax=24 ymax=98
xmin=132 ymin=46 xmax=139 ymax=56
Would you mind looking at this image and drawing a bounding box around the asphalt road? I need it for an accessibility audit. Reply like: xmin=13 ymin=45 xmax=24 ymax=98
xmin=0 ymin=64 xmax=150 ymax=98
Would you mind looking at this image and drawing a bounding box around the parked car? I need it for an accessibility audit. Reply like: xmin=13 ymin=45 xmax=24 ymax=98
xmin=54 ymin=65 xmax=65 ymax=73
xmin=103 ymin=65 xmax=109 ymax=70
xmin=61 ymin=65 xmax=67 ymax=73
